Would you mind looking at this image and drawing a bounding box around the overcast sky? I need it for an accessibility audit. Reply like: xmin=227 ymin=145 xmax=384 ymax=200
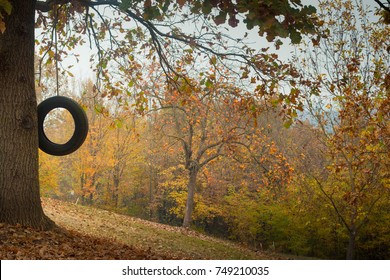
xmin=46 ymin=0 xmax=379 ymax=83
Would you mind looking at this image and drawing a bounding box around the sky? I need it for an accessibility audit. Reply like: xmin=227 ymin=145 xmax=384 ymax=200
xmin=43 ymin=0 xmax=380 ymax=83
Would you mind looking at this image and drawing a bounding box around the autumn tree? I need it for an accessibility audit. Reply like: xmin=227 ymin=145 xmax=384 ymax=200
xmin=69 ymin=80 xmax=110 ymax=204
xmin=296 ymin=0 xmax=390 ymax=259
xmin=149 ymin=73 xmax=248 ymax=227
xmin=102 ymin=100 xmax=139 ymax=208
xmin=143 ymin=60 xmax=296 ymax=227
xmin=207 ymin=121 xmax=294 ymax=249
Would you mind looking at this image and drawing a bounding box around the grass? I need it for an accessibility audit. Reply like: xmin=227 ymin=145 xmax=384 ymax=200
xmin=42 ymin=197 xmax=283 ymax=259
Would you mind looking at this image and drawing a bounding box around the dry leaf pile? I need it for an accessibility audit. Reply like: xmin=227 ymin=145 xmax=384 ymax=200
xmin=0 ymin=222 xmax=167 ymax=260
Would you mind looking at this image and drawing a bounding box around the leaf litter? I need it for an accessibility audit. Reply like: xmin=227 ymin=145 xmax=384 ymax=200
xmin=0 ymin=198 xmax=287 ymax=260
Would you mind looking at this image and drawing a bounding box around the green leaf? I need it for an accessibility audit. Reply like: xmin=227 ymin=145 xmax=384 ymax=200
xmin=115 ymin=119 xmax=123 ymax=129
xmin=205 ymin=79 xmax=213 ymax=88
xmin=201 ymin=1 xmax=212 ymax=15
xmin=119 ymin=0 xmax=131 ymax=11
xmin=0 ymin=0 xmax=12 ymax=15
xmin=290 ymin=29 xmax=303 ymax=44
xmin=283 ymin=119 xmax=293 ymax=129
xmin=137 ymin=2 xmax=162 ymax=20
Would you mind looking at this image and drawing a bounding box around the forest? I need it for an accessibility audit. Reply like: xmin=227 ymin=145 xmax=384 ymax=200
xmin=34 ymin=0 xmax=390 ymax=260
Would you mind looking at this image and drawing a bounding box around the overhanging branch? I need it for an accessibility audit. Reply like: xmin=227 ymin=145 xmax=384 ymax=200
xmin=374 ymin=0 xmax=390 ymax=13
xmin=36 ymin=0 xmax=120 ymax=12
xmin=35 ymin=0 xmax=270 ymax=84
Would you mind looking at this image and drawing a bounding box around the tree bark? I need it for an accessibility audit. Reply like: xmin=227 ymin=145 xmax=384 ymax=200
xmin=346 ymin=230 xmax=356 ymax=260
xmin=113 ymin=175 xmax=119 ymax=208
xmin=182 ymin=166 xmax=198 ymax=228
xmin=346 ymin=222 xmax=357 ymax=259
xmin=0 ymin=0 xmax=54 ymax=229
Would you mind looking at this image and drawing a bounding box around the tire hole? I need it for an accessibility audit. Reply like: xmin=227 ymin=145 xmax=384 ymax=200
xmin=43 ymin=108 xmax=75 ymax=145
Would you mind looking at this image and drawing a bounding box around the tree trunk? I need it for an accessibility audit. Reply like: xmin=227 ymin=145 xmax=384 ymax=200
xmin=346 ymin=228 xmax=356 ymax=260
xmin=182 ymin=166 xmax=198 ymax=228
xmin=0 ymin=0 xmax=54 ymax=229
xmin=113 ymin=176 xmax=119 ymax=208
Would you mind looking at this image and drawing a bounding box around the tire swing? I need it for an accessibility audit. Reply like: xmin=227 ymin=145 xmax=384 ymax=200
xmin=38 ymin=96 xmax=88 ymax=156
xmin=38 ymin=7 xmax=88 ymax=156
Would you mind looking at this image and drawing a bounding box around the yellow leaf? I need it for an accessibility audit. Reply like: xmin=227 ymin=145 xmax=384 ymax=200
xmin=210 ymin=55 xmax=217 ymax=65
xmin=0 ymin=20 xmax=5 ymax=34
xmin=48 ymin=50 xmax=55 ymax=58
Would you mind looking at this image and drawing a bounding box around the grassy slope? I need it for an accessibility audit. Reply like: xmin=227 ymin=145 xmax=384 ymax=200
xmin=42 ymin=198 xmax=282 ymax=260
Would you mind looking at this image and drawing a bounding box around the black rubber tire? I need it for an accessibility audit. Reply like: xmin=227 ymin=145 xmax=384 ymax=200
xmin=38 ymin=96 xmax=88 ymax=156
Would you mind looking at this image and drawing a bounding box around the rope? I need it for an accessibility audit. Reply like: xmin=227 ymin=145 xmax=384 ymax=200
xmin=54 ymin=6 xmax=59 ymax=97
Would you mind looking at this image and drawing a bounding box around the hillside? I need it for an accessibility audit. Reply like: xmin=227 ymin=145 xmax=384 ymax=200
xmin=0 ymin=198 xmax=288 ymax=260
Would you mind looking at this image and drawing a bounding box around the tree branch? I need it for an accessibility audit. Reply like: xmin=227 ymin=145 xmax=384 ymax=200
xmin=36 ymin=0 xmax=70 ymax=12
xmin=374 ymin=0 xmax=390 ymax=13
xmin=35 ymin=0 xmax=270 ymax=85
xmin=312 ymin=175 xmax=351 ymax=233
xmin=36 ymin=0 xmax=120 ymax=12
xmin=196 ymin=140 xmax=225 ymax=163
xmin=200 ymin=143 xmax=224 ymax=168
